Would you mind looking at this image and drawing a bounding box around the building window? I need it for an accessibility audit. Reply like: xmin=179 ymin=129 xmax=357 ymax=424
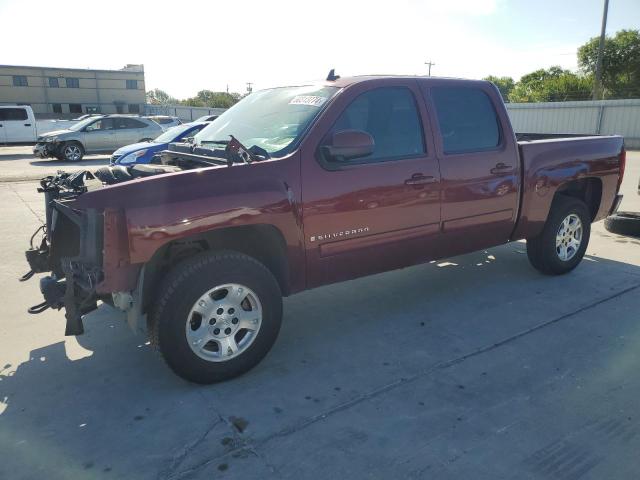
xmin=66 ymin=77 xmax=80 ymax=88
xmin=69 ymin=103 xmax=83 ymax=113
xmin=48 ymin=77 xmax=59 ymax=88
xmin=115 ymin=104 xmax=124 ymax=114
xmin=85 ymin=106 xmax=100 ymax=114
xmin=52 ymin=104 xmax=62 ymax=114
xmin=13 ymin=75 xmax=28 ymax=86
xmin=128 ymin=104 xmax=140 ymax=113
xmin=126 ymin=79 xmax=138 ymax=89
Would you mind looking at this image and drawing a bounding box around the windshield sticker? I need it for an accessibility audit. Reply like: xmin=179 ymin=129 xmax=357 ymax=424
xmin=289 ymin=95 xmax=327 ymax=107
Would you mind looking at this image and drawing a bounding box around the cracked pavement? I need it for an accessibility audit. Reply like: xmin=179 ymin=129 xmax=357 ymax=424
xmin=0 ymin=151 xmax=639 ymax=479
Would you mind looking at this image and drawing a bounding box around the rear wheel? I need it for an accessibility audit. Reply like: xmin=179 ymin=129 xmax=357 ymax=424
xmin=61 ymin=142 xmax=84 ymax=162
xmin=151 ymin=251 xmax=283 ymax=384
xmin=526 ymin=196 xmax=591 ymax=275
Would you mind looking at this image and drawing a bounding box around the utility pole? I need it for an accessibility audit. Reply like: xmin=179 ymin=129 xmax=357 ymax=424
xmin=593 ymin=0 xmax=609 ymax=100
xmin=424 ymin=61 xmax=435 ymax=76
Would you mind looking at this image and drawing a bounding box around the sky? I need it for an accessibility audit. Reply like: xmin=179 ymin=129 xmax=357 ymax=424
xmin=0 ymin=0 xmax=638 ymax=99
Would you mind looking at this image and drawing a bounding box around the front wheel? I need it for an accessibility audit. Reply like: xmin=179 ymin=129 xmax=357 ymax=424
xmin=61 ymin=142 xmax=84 ymax=162
xmin=151 ymin=251 xmax=283 ymax=384
xmin=526 ymin=196 xmax=591 ymax=275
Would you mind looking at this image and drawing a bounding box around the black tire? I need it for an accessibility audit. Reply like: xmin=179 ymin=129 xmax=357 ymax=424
xmin=526 ymin=196 xmax=591 ymax=275
xmin=151 ymin=251 xmax=283 ymax=384
xmin=61 ymin=141 xmax=84 ymax=161
xmin=604 ymin=212 xmax=640 ymax=238
xmin=94 ymin=165 xmax=133 ymax=185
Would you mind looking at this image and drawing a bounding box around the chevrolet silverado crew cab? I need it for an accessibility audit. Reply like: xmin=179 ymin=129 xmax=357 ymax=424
xmin=22 ymin=74 xmax=625 ymax=383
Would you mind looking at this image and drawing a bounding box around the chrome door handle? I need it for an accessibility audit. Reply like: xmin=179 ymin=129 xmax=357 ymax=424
xmin=490 ymin=163 xmax=512 ymax=175
xmin=405 ymin=174 xmax=436 ymax=186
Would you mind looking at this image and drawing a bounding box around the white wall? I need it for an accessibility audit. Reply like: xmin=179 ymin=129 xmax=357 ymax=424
xmin=506 ymin=99 xmax=640 ymax=149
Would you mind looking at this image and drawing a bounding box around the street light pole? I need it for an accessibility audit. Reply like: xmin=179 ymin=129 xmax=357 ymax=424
xmin=425 ymin=61 xmax=435 ymax=77
xmin=593 ymin=0 xmax=609 ymax=100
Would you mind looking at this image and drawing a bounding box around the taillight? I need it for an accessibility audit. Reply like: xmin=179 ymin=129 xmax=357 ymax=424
xmin=618 ymin=147 xmax=626 ymax=190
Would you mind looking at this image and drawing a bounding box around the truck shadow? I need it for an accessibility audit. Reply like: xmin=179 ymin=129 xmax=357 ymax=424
xmin=1 ymin=242 xmax=639 ymax=477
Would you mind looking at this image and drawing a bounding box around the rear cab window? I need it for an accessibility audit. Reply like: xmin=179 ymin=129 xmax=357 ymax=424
xmin=0 ymin=108 xmax=28 ymax=121
xmin=431 ymin=87 xmax=501 ymax=154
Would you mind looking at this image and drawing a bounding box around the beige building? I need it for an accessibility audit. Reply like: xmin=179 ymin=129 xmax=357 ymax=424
xmin=0 ymin=64 xmax=146 ymax=118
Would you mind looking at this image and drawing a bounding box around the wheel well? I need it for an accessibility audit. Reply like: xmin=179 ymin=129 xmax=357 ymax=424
xmin=141 ymin=224 xmax=290 ymax=314
xmin=554 ymin=177 xmax=602 ymax=220
xmin=61 ymin=140 xmax=85 ymax=152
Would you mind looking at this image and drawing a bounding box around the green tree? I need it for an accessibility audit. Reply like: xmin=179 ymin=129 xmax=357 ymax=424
xmin=483 ymin=75 xmax=515 ymax=101
xmin=181 ymin=90 xmax=241 ymax=108
xmin=578 ymin=29 xmax=640 ymax=99
xmin=508 ymin=67 xmax=591 ymax=102
xmin=146 ymin=88 xmax=177 ymax=105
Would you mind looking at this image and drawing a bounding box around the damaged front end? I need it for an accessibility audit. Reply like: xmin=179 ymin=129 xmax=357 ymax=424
xmin=23 ymin=171 xmax=104 ymax=335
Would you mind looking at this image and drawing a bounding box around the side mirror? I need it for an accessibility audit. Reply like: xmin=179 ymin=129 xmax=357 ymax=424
xmin=323 ymin=129 xmax=374 ymax=161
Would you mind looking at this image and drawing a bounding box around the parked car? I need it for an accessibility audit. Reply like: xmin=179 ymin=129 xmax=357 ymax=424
xmin=32 ymin=115 xmax=163 ymax=161
xmin=23 ymin=75 xmax=625 ymax=384
xmin=194 ymin=114 xmax=219 ymax=122
xmin=110 ymin=122 xmax=210 ymax=165
xmin=0 ymin=105 xmax=38 ymax=143
xmin=144 ymin=115 xmax=182 ymax=130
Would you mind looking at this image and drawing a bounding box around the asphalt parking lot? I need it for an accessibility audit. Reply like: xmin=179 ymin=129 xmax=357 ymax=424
xmin=1 ymin=149 xmax=639 ymax=480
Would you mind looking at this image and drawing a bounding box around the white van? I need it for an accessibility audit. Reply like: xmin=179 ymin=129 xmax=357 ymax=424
xmin=0 ymin=105 xmax=37 ymax=143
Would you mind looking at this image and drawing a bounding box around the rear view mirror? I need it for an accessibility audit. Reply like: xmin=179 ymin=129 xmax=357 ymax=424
xmin=323 ymin=129 xmax=374 ymax=161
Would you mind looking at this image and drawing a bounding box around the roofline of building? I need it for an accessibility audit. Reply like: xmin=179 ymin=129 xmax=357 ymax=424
xmin=0 ymin=64 xmax=144 ymax=74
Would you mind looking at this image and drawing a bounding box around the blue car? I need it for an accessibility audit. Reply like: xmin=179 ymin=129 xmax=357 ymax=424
xmin=110 ymin=122 xmax=209 ymax=165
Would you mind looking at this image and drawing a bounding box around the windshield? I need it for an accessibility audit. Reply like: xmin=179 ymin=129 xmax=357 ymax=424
xmin=154 ymin=124 xmax=200 ymax=143
xmin=69 ymin=117 xmax=100 ymax=131
xmin=194 ymin=86 xmax=339 ymax=157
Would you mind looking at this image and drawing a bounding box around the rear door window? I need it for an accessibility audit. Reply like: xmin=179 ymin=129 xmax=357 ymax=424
xmin=431 ymin=87 xmax=500 ymax=154
xmin=116 ymin=118 xmax=147 ymax=129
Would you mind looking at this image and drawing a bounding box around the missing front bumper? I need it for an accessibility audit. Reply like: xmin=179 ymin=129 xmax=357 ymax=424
xmin=22 ymin=185 xmax=104 ymax=335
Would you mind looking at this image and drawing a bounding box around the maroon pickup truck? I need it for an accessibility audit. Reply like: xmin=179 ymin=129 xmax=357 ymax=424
xmin=23 ymin=74 xmax=625 ymax=383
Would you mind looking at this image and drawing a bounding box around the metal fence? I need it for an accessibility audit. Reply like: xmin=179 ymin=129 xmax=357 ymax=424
xmin=144 ymin=104 xmax=227 ymax=122
xmin=506 ymin=99 xmax=640 ymax=149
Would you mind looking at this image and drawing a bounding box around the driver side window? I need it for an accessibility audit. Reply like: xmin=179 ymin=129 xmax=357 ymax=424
xmin=330 ymin=87 xmax=425 ymax=162
xmin=86 ymin=118 xmax=114 ymax=131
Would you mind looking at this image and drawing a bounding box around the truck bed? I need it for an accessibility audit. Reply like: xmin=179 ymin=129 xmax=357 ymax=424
xmin=513 ymin=133 xmax=624 ymax=240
